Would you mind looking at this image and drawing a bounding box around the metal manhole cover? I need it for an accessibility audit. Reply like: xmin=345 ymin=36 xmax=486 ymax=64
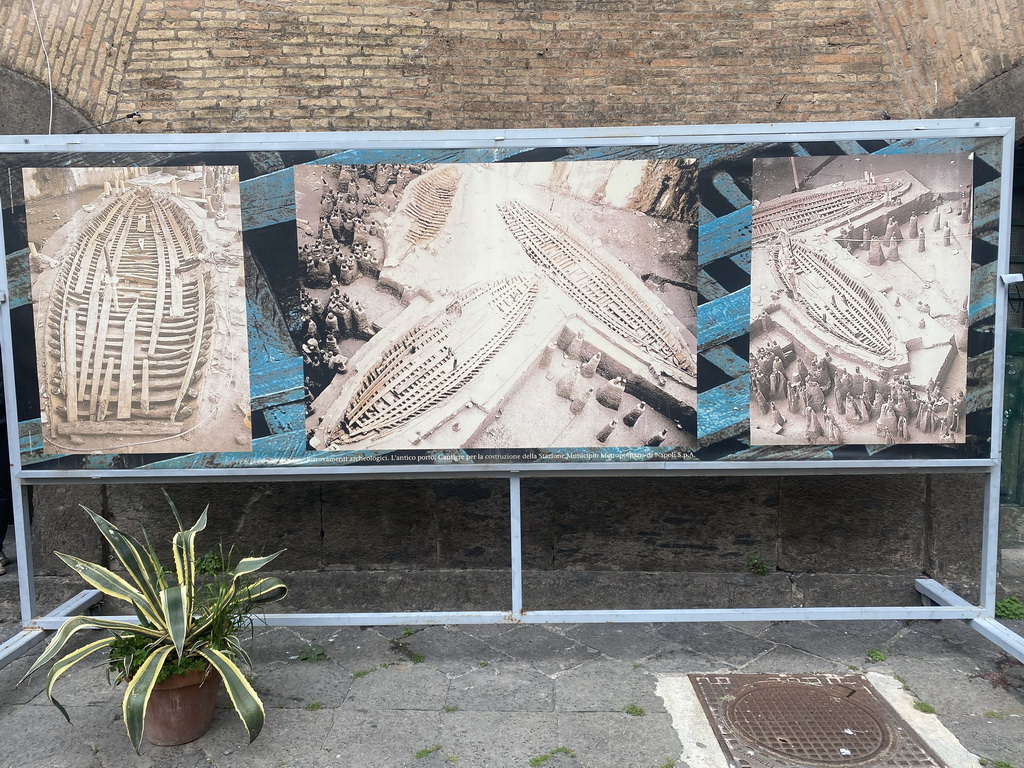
xmin=689 ymin=674 xmax=947 ymax=768
xmin=726 ymin=681 xmax=893 ymax=763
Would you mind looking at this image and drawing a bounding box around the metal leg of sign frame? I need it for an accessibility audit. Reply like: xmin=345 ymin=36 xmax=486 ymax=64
xmin=915 ymin=468 xmax=1024 ymax=661
xmin=0 ymin=485 xmax=103 ymax=669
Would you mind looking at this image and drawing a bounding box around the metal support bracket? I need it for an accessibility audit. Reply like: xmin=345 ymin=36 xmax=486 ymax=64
xmin=0 ymin=589 xmax=102 ymax=669
xmin=916 ymin=578 xmax=1024 ymax=663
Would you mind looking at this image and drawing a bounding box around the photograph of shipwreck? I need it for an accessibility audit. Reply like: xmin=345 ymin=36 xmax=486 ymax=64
xmin=25 ymin=166 xmax=252 ymax=455
xmin=296 ymin=160 xmax=699 ymax=459
xmin=748 ymin=152 xmax=973 ymax=446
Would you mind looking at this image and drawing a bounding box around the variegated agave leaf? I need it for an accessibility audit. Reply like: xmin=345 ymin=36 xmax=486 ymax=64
xmin=79 ymin=507 xmax=165 ymax=615
xmin=122 ymin=645 xmax=175 ymax=754
xmin=197 ymin=646 xmax=266 ymax=744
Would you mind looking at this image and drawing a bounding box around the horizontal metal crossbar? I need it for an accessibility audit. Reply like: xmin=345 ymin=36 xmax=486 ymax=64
xmin=15 ymin=459 xmax=999 ymax=484
xmin=0 ymin=118 xmax=1013 ymax=154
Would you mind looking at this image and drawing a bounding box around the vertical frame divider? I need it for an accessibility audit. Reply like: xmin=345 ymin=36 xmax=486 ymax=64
xmin=980 ymin=464 xmax=1002 ymax=614
xmin=510 ymin=472 xmax=524 ymax=618
xmin=13 ymin=485 xmax=36 ymax=626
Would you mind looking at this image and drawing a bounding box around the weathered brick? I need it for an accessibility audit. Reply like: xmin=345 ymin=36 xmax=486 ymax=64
xmin=0 ymin=1 xmax=1020 ymax=135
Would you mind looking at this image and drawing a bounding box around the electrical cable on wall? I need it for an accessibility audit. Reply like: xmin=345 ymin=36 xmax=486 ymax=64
xmin=27 ymin=0 xmax=54 ymax=135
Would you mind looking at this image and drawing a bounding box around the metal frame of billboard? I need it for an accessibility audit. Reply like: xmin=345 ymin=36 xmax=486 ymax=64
xmin=1 ymin=119 xmax=1021 ymax=668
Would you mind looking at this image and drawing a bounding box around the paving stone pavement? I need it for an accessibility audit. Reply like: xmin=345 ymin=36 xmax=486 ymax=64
xmin=1 ymin=618 xmax=1023 ymax=767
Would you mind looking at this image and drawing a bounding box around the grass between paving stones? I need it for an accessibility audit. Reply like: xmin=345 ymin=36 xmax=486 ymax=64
xmin=978 ymin=760 xmax=1018 ymax=768
xmin=866 ymin=649 xmax=887 ymax=663
xmin=529 ymin=747 xmax=576 ymax=766
xmin=391 ymin=638 xmax=426 ymax=663
xmin=415 ymin=744 xmax=442 ymax=759
xmin=352 ymin=662 xmax=390 ymax=678
xmin=623 ymin=703 xmax=646 ymax=717
xmin=913 ymin=701 xmax=937 ymax=714
xmin=304 ymin=701 xmax=324 ymax=711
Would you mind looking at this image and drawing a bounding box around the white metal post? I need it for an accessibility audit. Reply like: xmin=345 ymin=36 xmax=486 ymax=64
xmin=12 ymin=485 xmax=36 ymax=626
xmin=510 ymin=473 xmax=523 ymax=618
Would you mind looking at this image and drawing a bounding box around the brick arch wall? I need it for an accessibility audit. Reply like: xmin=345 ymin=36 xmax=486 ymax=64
xmin=0 ymin=66 xmax=91 ymax=134
xmin=0 ymin=0 xmax=145 ymax=130
xmin=1 ymin=0 xmax=1021 ymax=133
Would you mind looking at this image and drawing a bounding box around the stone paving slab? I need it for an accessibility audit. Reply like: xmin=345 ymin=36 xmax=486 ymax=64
xmin=639 ymin=644 xmax=733 ymax=675
xmin=344 ymin=661 xmax=449 ymax=710
xmin=758 ymin=618 xmax=905 ymax=659
xmin=257 ymin=659 xmax=353 ymax=709
xmin=553 ymin=661 xmax=665 ymax=714
xmin=181 ymin=709 xmax=336 ymax=768
xmin=291 ymin=626 xmax=400 ymax=669
xmin=562 ymin=623 xmax=672 ymax=661
xmin=651 ymin=622 xmax=776 ymax=662
xmin=447 ymin=662 xmax=555 ymax=713
xmin=733 ymin=643 xmax=850 ymax=675
xmin=880 ymin=654 xmax=1024 ymax=716
xmin=555 ymin=712 xmax=682 ymax=768
xmin=320 ymin=710 xmax=443 ymax=768
xmin=392 ymin=624 xmax=512 ymax=674
xmin=429 ymin=711 xmax=561 ymax=767
xmin=0 ymin=704 xmax=116 ymax=768
xmin=483 ymin=626 xmax=600 ymax=675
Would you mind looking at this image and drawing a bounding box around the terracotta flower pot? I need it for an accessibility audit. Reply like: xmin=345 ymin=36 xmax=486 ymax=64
xmin=144 ymin=667 xmax=222 ymax=746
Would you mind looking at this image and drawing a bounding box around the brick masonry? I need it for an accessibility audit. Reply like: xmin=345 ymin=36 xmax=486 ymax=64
xmin=1 ymin=0 xmax=1022 ymax=132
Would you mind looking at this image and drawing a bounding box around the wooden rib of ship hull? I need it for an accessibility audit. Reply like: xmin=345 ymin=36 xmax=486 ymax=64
xmin=325 ymin=274 xmax=539 ymax=448
xmin=496 ymin=200 xmax=695 ymax=385
xmin=45 ymin=184 xmax=214 ymax=441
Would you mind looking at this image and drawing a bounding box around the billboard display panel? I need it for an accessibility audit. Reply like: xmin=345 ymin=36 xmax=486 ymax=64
xmin=0 ymin=122 xmax=1010 ymax=476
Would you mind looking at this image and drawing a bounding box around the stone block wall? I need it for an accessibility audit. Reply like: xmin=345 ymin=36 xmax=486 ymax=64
xmin=28 ymin=474 xmax=985 ymax=611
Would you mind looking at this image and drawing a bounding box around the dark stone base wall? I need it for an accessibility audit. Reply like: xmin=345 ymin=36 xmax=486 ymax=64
xmin=26 ymin=474 xmax=986 ymax=612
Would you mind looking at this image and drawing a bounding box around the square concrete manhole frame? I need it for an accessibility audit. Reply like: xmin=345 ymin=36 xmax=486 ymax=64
xmin=688 ymin=673 xmax=948 ymax=767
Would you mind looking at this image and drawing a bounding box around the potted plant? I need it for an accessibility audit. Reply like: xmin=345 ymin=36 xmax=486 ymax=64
xmin=20 ymin=493 xmax=287 ymax=753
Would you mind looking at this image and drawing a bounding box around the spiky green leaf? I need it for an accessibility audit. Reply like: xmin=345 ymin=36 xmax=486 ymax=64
xmin=231 ymin=551 xmax=284 ymax=579
xmin=42 ymin=636 xmax=115 ymax=722
xmin=163 ymin=488 xmax=184 ymax=530
xmin=54 ymin=553 xmax=164 ymax=627
xmin=122 ymin=645 xmax=175 ymax=755
xmin=21 ymin=615 xmax=161 ymax=683
xmin=247 ymin=576 xmax=288 ymax=605
xmin=161 ymin=585 xmax=189 ymax=658
xmin=225 ymin=634 xmax=252 ymax=669
xmin=79 ymin=507 xmax=165 ymax=612
xmin=172 ymin=506 xmax=207 ymax=600
xmin=197 ymin=646 xmax=265 ymax=744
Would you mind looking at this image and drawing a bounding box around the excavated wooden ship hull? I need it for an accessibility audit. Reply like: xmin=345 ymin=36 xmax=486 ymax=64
xmin=45 ymin=185 xmax=213 ymax=442
xmin=768 ymin=232 xmax=906 ymax=368
xmin=752 ymin=177 xmax=911 ymax=243
xmin=322 ymin=274 xmax=539 ymax=448
xmin=496 ymin=200 xmax=696 ymax=386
